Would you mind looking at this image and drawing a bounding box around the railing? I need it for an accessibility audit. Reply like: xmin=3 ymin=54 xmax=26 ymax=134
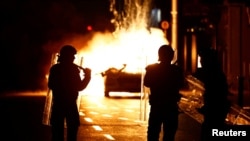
xmin=179 ymin=75 xmax=250 ymax=125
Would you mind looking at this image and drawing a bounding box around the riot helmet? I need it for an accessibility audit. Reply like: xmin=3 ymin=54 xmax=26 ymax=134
xmin=57 ymin=45 xmax=77 ymax=63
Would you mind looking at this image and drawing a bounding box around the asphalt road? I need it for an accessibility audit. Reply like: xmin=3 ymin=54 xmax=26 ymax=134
xmin=0 ymin=91 xmax=201 ymax=141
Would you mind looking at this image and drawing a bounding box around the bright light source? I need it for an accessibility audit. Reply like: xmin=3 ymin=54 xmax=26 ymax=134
xmin=197 ymin=55 xmax=202 ymax=68
xmin=87 ymin=25 xmax=92 ymax=31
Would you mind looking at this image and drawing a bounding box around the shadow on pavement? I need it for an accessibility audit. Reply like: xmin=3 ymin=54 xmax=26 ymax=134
xmin=0 ymin=95 xmax=51 ymax=141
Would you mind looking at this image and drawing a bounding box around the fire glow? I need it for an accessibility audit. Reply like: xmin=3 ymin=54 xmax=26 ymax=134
xmin=78 ymin=28 xmax=168 ymax=74
xmin=76 ymin=0 xmax=169 ymax=95
xmin=46 ymin=0 xmax=170 ymax=95
xmin=78 ymin=0 xmax=169 ymax=74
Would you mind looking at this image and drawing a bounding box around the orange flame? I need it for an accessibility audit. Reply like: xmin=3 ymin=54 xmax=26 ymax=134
xmin=46 ymin=0 xmax=170 ymax=96
xmin=77 ymin=28 xmax=168 ymax=74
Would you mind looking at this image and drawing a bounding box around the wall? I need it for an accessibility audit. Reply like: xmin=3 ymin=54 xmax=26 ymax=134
xmin=224 ymin=4 xmax=250 ymax=85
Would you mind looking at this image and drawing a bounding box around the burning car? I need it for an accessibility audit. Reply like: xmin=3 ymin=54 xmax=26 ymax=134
xmin=101 ymin=64 xmax=142 ymax=97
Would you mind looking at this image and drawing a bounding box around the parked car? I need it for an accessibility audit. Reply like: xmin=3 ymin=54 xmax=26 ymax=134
xmin=101 ymin=64 xmax=142 ymax=97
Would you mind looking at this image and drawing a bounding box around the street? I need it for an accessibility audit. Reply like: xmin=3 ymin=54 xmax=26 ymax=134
xmin=0 ymin=91 xmax=201 ymax=141
xmin=78 ymin=94 xmax=148 ymax=141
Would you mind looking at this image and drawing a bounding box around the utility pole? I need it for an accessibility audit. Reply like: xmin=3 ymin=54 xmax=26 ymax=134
xmin=171 ymin=0 xmax=178 ymax=63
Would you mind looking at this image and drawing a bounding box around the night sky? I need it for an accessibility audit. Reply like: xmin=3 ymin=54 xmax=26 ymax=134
xmin=0 ymin=0 xmax=113 ymax=92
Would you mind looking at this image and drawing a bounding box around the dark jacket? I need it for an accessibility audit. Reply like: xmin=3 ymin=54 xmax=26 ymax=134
xmin=144 ymin=63 xmax=185 ymax=107
xmin=48 ymin=63 xmax=90 ymax=104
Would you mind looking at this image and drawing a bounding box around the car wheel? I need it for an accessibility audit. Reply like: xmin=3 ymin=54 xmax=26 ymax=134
xmin=104 ymin=91 xmax=110 ymax=97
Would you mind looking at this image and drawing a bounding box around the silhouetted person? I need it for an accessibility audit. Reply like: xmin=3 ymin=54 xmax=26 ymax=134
xmin=194 ymin=48 xmax=230 ymax=141
xmin=144 ymin=45 xmax=185 ymax=141
xmin=48 ymin=45 xmax=91 ymax=141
